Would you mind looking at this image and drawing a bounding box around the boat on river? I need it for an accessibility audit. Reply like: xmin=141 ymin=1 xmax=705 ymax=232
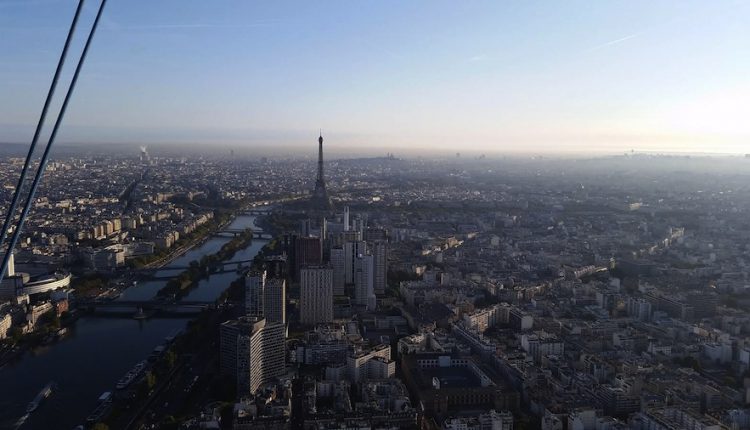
xmin=26 ymin=381 xmax=54 ymax=413
xmin=85 ymin=392 xmax=113 ymax=424
xmin=116 ymin=360 xmax=147 ymax=390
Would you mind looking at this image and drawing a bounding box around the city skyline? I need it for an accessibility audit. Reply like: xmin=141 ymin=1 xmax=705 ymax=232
xmin=2 ymin=135 xmax=750 ymax=428
xmin=5 ymin=2 xmax=750 ymax=428
xmin=2 ymin=1 xmax=749 ymax=154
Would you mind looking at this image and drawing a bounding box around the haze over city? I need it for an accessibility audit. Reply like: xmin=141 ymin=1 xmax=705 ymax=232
xmin=4 ymin=2 xmax=750 ymax=430
xmin=2 ymin=0 xmax=749 ymax=154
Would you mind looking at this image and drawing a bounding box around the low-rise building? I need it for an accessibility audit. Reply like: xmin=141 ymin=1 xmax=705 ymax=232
xmin=0 ymin=313 xmax=11 ymax=339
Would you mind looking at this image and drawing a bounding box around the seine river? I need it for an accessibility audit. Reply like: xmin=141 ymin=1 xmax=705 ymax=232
xmin=0 ymin=214 xmax=267 ymax=430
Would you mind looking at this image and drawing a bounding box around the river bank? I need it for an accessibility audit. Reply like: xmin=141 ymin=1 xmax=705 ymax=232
xmin=156 ymin=227 xmax=255 ymax=299
xmin=0 ymin=311 xmax=82 ymax=369
xmin=0 ymin=213 xmax=269 ymax=430
xmin=131 ymin=210 xmax=237 ymax=270
xmin=69 ymin=212 xmax=239 ymax=301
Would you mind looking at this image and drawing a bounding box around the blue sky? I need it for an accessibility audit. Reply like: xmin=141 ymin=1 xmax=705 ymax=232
xmin=1 ymin=0 xmax=749 ymax=154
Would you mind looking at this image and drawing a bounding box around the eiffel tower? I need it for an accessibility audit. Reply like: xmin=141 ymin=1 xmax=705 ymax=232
xmin=310 ymin=132 xmax=332 ymax=211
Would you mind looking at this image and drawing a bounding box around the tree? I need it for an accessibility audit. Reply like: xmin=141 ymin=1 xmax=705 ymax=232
xmin=9 ymin=327 xmax=24 ymax=344
xmin=50 ymin=313 xmax=61 ymax=330
xmin=160 ymin=416 xmax=180 ymax=430
xmin=145 ymin=371 xmax=157 ymax=391
xmin=165 ymin=349 xmax=177 ymax=368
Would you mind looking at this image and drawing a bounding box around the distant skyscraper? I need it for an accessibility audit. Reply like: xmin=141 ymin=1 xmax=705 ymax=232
xmin=343 ymin=206 xmax=350 ymax=231
xmin=245 ymin=271 xmax=266 ymax=319
xmin=371 ymin=241 xmax=388 ymax=296
xmin=245 ymin=271 xmax=286 ymax=324
xmin=265 ymin=279 xmax=286 ymax=324
xmin=139 ymin=145 xmax=150 ymax=163
xmin=354 ymin=253 xmax=376 ymax=310
xmin=344 ymin=240 xmax=367 ymax=285
xmin=294 ymin=236 xmax=323 ymax=279
xmin=220 ymin=317 xmax=285 ymax=396
xmin=310 ymin=133 xmax=332 ymax=211
xmin=330 ymin=247 xmax=346 ymax=296
xmin=300 ymin=266 xmax=333 ymax=325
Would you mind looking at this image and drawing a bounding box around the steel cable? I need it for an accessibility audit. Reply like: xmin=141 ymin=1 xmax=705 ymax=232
xmin=0 ymin=0 xmax=108 ymax=285
xmin=0 ymin=0 xmax=85 ymax=265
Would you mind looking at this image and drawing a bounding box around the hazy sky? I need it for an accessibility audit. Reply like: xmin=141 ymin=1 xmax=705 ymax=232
xmin=1 ymin=0 xmax=749 ymax=154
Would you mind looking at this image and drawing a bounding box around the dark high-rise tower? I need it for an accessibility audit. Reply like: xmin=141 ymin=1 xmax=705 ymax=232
xmin=311 ymin=132 xmax=332 ymax=210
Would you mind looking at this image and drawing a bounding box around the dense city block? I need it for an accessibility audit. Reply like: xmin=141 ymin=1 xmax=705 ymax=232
xmin=3 ymin=144 xmax=750 ymax=430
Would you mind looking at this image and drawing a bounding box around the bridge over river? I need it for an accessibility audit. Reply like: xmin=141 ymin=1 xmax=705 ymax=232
xmin=214 ymin=229 xmax=273 ymax=239
xmin=131 ymin=258 xmax=257 ymax=279
xmin=77 ymin=299 xmax=215 ymax=317
xmin=242 ymin=209 xmax=270 ymax=216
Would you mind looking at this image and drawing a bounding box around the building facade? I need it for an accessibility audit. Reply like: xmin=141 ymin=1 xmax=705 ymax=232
xmin=245 ymin=271 xmax=286 ymax=324
xmin=354 ymin=254 xmax=376 ymax=311
xmin=245 ymin=271 xmax=266 ymax=319
xmin=264 ymin=279 xmax=286 ymax=324
xmin=330 ymin=247 xmax=346 ymax=296
xmin=220 ymin=318 xmax=286 ymax=396
xmin=371 ymin=241 xmax=388 ymax=296
xmin=300 ymin=266 xmax=334 ymax=325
